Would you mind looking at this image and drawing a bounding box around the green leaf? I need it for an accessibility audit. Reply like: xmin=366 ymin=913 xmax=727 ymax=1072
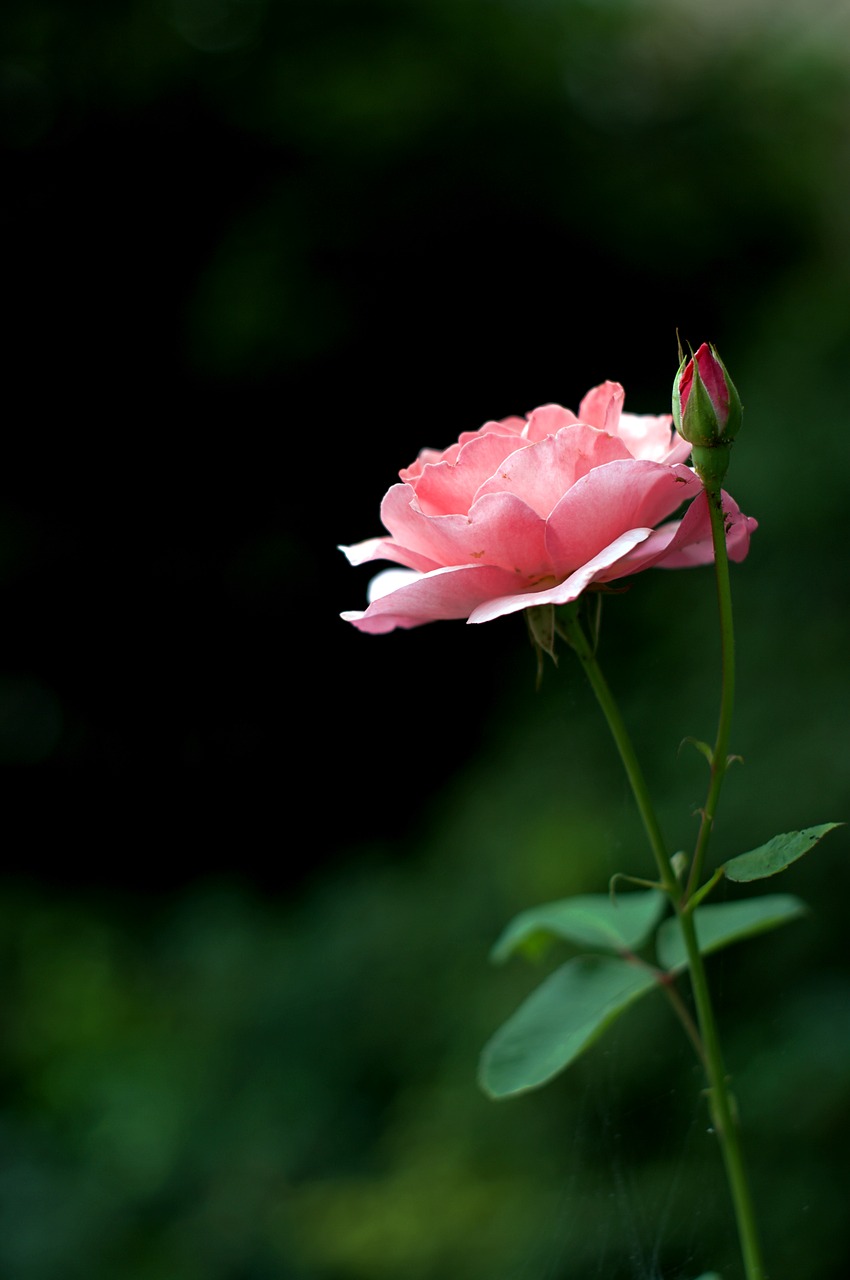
xmin=657 ymin=895 xmax=807 ymax=972
xmin=692 ymin=1273 xmax=722 ymax=1280
xmin=491 ymin=890 xmax=666 ymax=964
xmin=724 ymin=823 xmax=842 ymax=883
xmin=479 ymin=956 xmax=659 ymax=1098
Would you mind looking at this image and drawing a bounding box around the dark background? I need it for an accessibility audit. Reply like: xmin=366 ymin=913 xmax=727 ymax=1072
xmin=2 ymin=1 xmax=850 ymax=1277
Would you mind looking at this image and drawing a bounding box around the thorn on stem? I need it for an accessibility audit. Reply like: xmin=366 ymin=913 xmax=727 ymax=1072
xmin=679 ymin=736 xmax=714 ymax=767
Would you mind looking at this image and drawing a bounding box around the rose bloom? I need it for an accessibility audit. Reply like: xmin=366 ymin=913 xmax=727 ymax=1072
xmin=340 ymin=381 xmax=756 ymax=634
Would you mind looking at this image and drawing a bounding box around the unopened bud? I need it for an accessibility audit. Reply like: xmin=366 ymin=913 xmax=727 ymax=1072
xmin=672 ymin=342 xmax=742 ymax=488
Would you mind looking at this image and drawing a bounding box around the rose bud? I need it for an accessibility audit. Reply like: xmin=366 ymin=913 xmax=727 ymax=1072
xmin=673 ymin=342 xmax=743 ymax=488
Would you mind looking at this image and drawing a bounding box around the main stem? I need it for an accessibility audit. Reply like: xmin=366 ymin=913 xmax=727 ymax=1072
xmin=687 ymin=486 xmax=737 ymax=897
xmin=559 ymin=607 xmax=766 ymax=1280
xmin=679 ymin=909 xmax=766 ymax=1280
xmin=558 ymin=611 xmax=676 ymax=898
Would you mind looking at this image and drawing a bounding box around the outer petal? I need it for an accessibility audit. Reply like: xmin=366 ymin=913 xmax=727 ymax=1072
xmin=472 ymin=424 xmax=631 ymax=518
xmin=600 ymin=489 xmax=757 ymax=578
xmin=366 ymin=567 xmax=422 ymax=600
xmin=338 ymin=535 xmax=441 ymax=574
xmin=545 ymin=460 xmax=700 ymax=578
xmin=340 ymin=562 xmax=530 ymax=633
xmin=467 ymin=528 xmax=653 ymax=624
xmin=654 ymin=491 xmax=757 ymax=567
xmin=666 ymin=506 xmax=756 ymax=566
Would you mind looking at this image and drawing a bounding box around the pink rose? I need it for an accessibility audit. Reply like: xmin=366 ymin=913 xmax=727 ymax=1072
xmin=340 ymin=381 xmax=756 ymax=634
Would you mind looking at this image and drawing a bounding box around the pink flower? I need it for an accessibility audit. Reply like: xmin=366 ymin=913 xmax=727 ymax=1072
xmin=340 ymin=381 xmax=756 ymax=634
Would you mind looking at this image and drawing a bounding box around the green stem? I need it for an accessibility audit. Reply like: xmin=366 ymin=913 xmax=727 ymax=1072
xmin=559 ymin=606 xmax=766 ymax=1280
xmin=657 ymin=970 xmax=708 ymax=1069
xmin=557 ymin=610 xmax=678 ymax=898
xmin=622 ymin=948 xmax=707 ymax=1069
xmin=678 ymin=909 xmax=766 ymax=1280
xmin=687 ymin=487 xmax=737 ymax=898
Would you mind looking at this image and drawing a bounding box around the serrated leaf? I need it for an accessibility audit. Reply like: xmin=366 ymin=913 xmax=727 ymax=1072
xmin=657 ymin=895 xmax=806 ymax=972
xmin=491 ymin=890 xmax=666 ymax=964
xmin=724 ymin=823 xmax=842 ymax=883
xmin=479 ymin=956 xmax=659 ymax=1098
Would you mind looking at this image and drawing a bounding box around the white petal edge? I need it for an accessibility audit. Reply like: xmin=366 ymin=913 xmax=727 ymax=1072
xmin=339 ymin=567 xmax=425 ymax=623
xmin=338 ymin=538 xmax=385 ymax=566
xmin=366 ymin=567 xmax=423 ymax=602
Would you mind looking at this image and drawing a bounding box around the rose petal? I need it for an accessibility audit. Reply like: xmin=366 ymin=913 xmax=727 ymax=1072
xmin=340 ymin=562 xmax=529 ymax=634
xmin=522 ymin=403 xmax=580 ymax=443
xmin=467 ymin=528 xmax=654 ymax=624
xmin=457 ymin=417 xmax=526 ymax=447
xmin=577 ymin=381 xmax=625 ymax=433
xmin=545 ymin=460 xmax=700 ymax=578
xmin=377 ymin=484 xmax=550 ymax=573
xmin=338 ymin=535 xmax=441 ymax=574
xmin=400 ymin=416 xmax=525 ymax=482
xmin=412 ymin=431 xmax=532 ymax=516
xmin=602 ymin=489 xmax=757 ymax=577
xmin=473 ymin=424 xmax=631 ymax=518
xmin=367 ymin=567 xmax=422 ymax=601
xmin=660 ymin=492 xmax=757 ymax=567
xmin=399 ymin=447 xmax=446 ymax=481
xmin=616 ymin=413 xmax=692 ymax=465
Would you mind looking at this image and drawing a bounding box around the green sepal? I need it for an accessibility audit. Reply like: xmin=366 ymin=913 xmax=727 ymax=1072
xmin=723 ymin=823 xmax=842 ymax=883
xmin=526 ymin=603 xmax=557 ymax=687
xmin=490 ymin=890 xmax=666 ymax=964
xmin=479 ymin=956 xmax=660 ymax=1098
xmin=657 ymin=895 xmax=807 ymax=973
xmin=686 ymin=358 xmax=725 ymax=446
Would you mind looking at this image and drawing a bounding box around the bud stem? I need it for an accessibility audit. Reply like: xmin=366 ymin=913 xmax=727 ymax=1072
xmin=691 ymin=442 xmax=732 ymax=489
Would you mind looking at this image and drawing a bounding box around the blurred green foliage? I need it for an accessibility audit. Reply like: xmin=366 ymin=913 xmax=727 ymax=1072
xmin=4 ymin=0 xmax=850 ymax=1275
xmin=0 ymin=676 xmax=847 ymax=1278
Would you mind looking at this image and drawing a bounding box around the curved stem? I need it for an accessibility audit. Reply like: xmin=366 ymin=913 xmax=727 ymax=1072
xmin=622 ymin=947 xmax=707 ymax=1069
xmin=558 ymin=610 xmax=678 ymax=898
xmin=658 ymin=971 xmax=708 ymax=1069
xmin=687 ymin=487 xmax=737 ymax=897
xmin=559 ymin=605 xmax=766 ymax=1280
